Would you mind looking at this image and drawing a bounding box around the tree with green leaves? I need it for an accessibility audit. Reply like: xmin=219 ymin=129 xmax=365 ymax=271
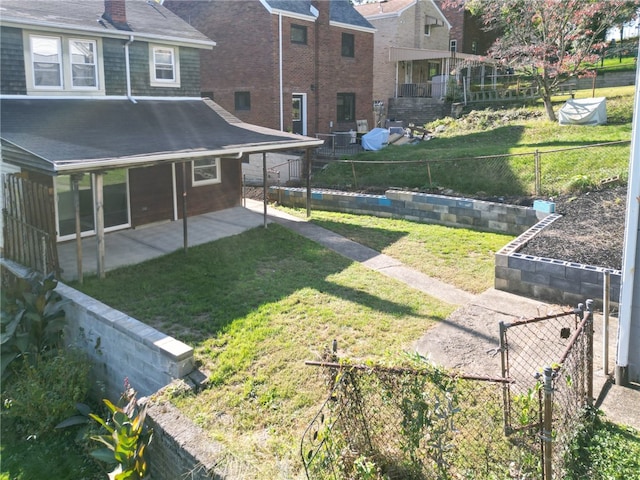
xmin=444 ymin=0 xmax=639 ymax=121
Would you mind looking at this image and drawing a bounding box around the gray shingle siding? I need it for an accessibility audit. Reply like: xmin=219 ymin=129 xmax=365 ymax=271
xmin=0 ymin=27 xmax=27 ymax=95
xmin=103 ymin=38 xmax=128 ymax=95
xmin=116 ymin=42 xmax=200 ymax=97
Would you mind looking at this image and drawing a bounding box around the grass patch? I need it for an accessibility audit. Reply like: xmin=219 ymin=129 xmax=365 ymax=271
xmin=312 ymin=86 xmax=633 ymax=196
xmin=565 ymin=411 xmax=640 ymax=480
xmin=73 ymin=224 xmax=454 ymax=478
xmin=278 ymin=208 xmax=513 ymax=294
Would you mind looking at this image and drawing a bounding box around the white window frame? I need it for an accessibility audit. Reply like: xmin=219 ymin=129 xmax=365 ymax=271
xmin=424 ymin=24 xmax=431 ymax=36
xmin=450 ymin=39 xmax=458 ymax=52
xmin=192 ymin=158 xmax=221 ymax=186
xmin=150 ymin=45 xmax=180 ymax=87
xmin=24 ymin=31 xmax=104 ymax=95
xmin=69 ymin=38 xmax=98 ymax=89
xmin=30 ymin=35 xmax=63 ymax=89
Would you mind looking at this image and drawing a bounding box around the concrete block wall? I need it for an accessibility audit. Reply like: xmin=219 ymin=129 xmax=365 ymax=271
xmin=1 ymin=259 xmax=214 ymax=480
xmin=147 ymin=399 xmax=224 ymax=480
xmin=495 ymin=215 xmax=621 ymax=308
xmin=272 ymin=187 xmax=544 ymax=235
xmin=55 ymin=282 xmax=194 ymax=400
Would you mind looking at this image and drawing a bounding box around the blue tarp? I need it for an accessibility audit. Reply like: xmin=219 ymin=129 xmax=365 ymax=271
xmin=361 ymin=128 xmax=389 ymax=151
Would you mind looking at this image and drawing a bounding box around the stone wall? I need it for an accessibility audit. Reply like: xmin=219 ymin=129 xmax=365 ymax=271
xmin=271 ymin=187 xmax=545 ymax=235
xmin=495 ymin=215 xmax=621 ymax=308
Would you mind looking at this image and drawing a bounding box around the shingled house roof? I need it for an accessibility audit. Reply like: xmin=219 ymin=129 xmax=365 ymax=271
xmin=0 ymin=0 xmax=215 ymax=47
xmin=264 ymin=0 xmax=375 ymax=31
xmin=0 ymin=98 xmax=323 ymax=175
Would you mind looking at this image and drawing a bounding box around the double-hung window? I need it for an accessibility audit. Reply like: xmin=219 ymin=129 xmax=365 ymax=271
xmin=192 ymin=158 xmax=221 ymax=186
xmin=235 ymin=91 xmax=251 ymax=111
xmin=26 ymin=32 xmax=103 ymax=94
xmin=150 ymin=45 xmax=180 ymax=87
xmin=31 ymin=35 xmax=63 ymax=88
xmin=70 ymin=39 xmax=97 ymax=88
xmin=291 ymin=24 xmax=307 ymax=44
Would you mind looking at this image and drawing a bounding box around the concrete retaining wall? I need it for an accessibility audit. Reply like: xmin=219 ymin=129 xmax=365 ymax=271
xmin=55 ymin=282 xmax=194 ymax=400
xmin=1 ymin=259 xmax=210 ymax=480
xmin=272 ymin=187 xmax=546 ymax=236
xmin=147 ymin=399 xmax=223 ymax=480
xmin=495 ymin=215 xmax=621 ymax=308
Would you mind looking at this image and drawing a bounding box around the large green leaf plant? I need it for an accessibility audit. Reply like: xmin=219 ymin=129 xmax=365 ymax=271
xmin=1 ymin=271 xmax=67 ymax=380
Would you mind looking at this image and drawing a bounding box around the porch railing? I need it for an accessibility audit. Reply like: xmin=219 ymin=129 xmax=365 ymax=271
xmin=397 ymin=82 xmax=433 ymax=98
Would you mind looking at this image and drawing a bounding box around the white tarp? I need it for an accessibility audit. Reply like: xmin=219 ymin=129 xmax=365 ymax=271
xmin=558 ymin=97 xmax=607 ymax=126
xmin=361 ymin=128 xmax=390 ymax=151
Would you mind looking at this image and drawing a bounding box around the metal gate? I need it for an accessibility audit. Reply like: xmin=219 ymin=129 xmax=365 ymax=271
xmin=499 ymin=301 xmax=594 ymax=479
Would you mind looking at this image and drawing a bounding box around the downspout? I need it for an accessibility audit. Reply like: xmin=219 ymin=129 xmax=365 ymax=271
xmin=278 ymin=13 xmax=284 ymax=131
xmin=124 ymin=35 xmax=137 ymax=103
xmin=616 ymin=38 xmax=640 ymax=385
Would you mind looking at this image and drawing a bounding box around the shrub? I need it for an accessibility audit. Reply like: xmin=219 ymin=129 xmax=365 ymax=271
xmin=1 ymin=271 xmax=67 ymax=380
xmin=2 ymin=348 xmax=91 ymax=435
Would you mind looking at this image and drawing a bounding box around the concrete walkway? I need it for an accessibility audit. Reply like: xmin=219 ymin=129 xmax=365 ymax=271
xmin=57 ymin=200 xmax=640 ymax=430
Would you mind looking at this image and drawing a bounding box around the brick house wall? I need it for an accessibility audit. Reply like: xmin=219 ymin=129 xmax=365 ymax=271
xmin=314 ymin=1 xmax=374 ymax=134
xmin=435 ymin=0 xmax=498 ymax=54
xmin=166 ymin=1 xmax=281 ymax=128
xmin=166 ymin=0 xmax=373 ymax=136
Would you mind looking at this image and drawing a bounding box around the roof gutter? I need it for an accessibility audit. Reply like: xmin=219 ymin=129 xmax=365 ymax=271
xmin=48 ymin=140 xmax=323 ymax=174
xmin=124 ymin=35 xmax=136 ymax=103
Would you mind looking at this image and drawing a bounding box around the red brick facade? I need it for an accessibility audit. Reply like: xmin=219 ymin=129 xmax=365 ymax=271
xmin=165 ymin=0 xmax=374 ymax=136
xmin=435 ymin=0 xmax=499 ymax=55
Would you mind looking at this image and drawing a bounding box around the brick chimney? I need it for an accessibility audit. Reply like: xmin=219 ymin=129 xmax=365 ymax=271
xmin=103 ymin=0 xmax=128 ymax=28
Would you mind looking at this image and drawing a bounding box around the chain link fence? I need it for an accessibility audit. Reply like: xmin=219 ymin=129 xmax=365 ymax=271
xmin=302 ymin=300 xmax=594 ymax=480
xmin=313 ymin=141 xmax=629 ymax=197
xmin=301 ymin=355 xmax=538 ymax=480
xmin=499 ymin=301 xmax=594 ymax=479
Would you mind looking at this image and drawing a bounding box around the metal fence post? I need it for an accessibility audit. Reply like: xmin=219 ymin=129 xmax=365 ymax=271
xmin=534 ymin=149 xmax=541 ymax=195
xmin=41 ymin=234 xmax=48 ymax=276
xmin=499 ymin=321 xmax=511 ymax=433
xmin=542 ymin=366 xmax=554 ymax=480
xmin=586 ymin=299 xmax=594 ymax=406
xmin=603 ymin=273 xmax=610 ymax=375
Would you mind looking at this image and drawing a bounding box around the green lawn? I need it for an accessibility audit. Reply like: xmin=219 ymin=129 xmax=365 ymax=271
xmin=279 ymin=208 xmax=513 ymax=294
xmin=312 ymin=86 xmax=633 ymax=197
xmin=72 ymin=224 xmax=455 ymax=478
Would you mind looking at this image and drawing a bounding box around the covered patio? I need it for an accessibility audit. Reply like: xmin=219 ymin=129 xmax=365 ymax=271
xmin=56 ymin=200 xmax=269 ymax=282
xmin=1 ymin=96 xmax=323 ymax=281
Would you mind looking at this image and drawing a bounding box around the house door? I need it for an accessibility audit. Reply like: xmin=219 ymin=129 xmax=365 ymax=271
xmin=56 ymin=169 xmax=130 ymax=241
xmin=292 ymin=94 xmax=306 ymax=135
